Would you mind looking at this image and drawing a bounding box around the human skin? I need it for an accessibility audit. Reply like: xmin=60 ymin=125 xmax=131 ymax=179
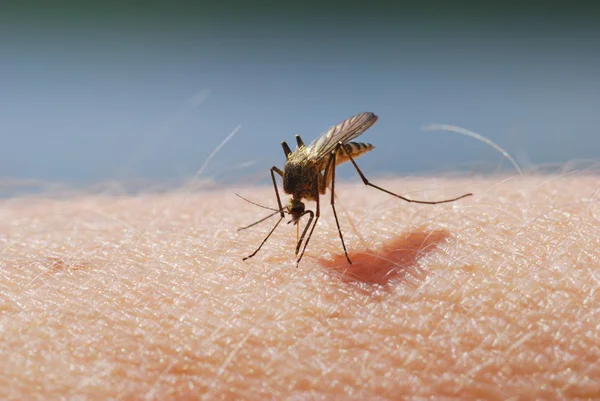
xmin=1 ymin=175 xmax=599 ymax=399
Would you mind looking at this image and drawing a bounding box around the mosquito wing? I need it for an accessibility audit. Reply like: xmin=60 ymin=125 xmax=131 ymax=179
xmin=306 ymin=112 xmax=378 ymax=161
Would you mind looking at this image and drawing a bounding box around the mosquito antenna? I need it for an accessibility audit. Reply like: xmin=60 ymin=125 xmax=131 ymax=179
xmin=235 ymin=193 xmax=279 ymax=212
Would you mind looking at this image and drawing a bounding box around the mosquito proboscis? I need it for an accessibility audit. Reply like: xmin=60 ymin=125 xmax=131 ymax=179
xmin=239 ymin=112 xmax=473 ymax=267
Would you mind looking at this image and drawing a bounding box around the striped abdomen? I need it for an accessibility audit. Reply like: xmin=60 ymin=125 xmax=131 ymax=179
xmin=335 ymin=142 xmax=374 ymax=165
xmin=317 ymin=141 xmax=375 ymax=194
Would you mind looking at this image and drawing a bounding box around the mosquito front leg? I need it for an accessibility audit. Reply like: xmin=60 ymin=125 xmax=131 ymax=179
xmin=242 ymin=166 xmax=285 ymax=261
xmin=324 ymin=145 xmax=352 ymax=264
xmin=339 ymin=145 xmax=473 ymax=205
xmin=295 ymin=210 xmax=315 ymax=256
xmin=242 ymin=218 xmax=283 ymax=261
xmin=270 ymin=166 xmax=285 ymax=216
xmin=295 ymin=175 xmax=321 ymax=267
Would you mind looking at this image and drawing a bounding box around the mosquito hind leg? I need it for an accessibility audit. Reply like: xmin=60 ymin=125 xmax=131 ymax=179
xmin=339 ymin=144 xmax=473 ymax=205
xmin=325 ymin=146 xmax=352 ymax=264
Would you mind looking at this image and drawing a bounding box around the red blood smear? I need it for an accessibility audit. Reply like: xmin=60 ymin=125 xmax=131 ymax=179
xmin=319 ymin=229 xmax=451 ymax=285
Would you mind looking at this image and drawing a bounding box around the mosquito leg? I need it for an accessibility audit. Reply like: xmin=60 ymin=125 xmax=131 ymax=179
xmin=239 ymin=166 xmax=284 ymax=231
xmin=270 ymin=166 xmax=286 ymax=216
xmin=295 ymin=173 xmax=321 ymax=256
xmin=295 ymin=211 xmax=318 ymax=267
xmin=295 ymin=177 xmax=321 ymax=267
xmin=295 ymin=210 xmax=314 ymax=255
xmin=339 ymin=145 xmax=473 ymax=204
xmin=281 ymin=141 xmax=292 ymax=159
xmin=242 ymin=217 xmax=284 ymax=261
xmin=325 ymin=146 xmax=352 ymax=264
xmin=241 ymin=166 xmax=286 ymax=261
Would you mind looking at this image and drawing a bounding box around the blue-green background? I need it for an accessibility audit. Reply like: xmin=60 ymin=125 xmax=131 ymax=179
xmin=2 ymin=1 xmax=599 ymax=187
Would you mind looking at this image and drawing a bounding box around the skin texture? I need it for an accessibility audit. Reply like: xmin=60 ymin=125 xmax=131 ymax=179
xmin=1 ymin=175 xmax=599 ymax=400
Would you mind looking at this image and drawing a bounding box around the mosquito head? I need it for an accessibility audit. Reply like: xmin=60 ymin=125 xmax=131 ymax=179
xmin=286 ymin=197 xmax=305 ymax=225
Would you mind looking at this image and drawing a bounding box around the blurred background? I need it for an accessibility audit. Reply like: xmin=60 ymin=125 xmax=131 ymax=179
xmin=1 ymin=1 xmax=599 ymax=193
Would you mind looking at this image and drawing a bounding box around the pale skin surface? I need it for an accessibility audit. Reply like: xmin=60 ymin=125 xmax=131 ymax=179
xmin=1 ymin=175 xmax=599 ymax=399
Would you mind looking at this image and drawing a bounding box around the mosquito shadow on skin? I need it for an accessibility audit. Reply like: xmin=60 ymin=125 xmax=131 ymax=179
xmin=319 ymin=229 xmax=451 ymax=285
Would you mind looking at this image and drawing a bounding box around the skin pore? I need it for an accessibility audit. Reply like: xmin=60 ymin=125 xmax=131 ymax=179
xmin=1 ymin=175 xmax=599 ymax=399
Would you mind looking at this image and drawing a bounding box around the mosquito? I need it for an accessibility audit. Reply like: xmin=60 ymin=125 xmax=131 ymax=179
xmin=239 ymin=112 xmax=472 ymax=267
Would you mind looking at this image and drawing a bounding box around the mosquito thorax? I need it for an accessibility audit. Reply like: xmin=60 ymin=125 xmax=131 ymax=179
xmin=282 ymin=158 xmax=319 ymax=200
